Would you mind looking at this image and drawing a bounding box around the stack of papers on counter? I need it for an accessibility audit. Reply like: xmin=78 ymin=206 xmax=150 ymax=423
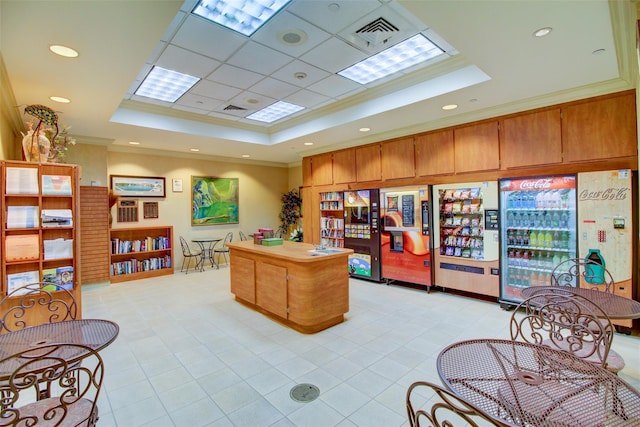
xmin=41 ymin=209 xmax=73 ymax=227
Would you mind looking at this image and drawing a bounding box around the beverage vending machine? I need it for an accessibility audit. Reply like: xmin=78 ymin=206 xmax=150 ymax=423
xmin=498 ymin=175 xmax=577 ymax=306
xmin=380 ymin=186 xmax=431 ymax=289
xmin=343 ymin=189 xmax=381 ymax=282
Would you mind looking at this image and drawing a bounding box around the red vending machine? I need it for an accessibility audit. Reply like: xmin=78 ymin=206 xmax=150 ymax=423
xmin=343 ymin=189 xmax=381 ymax=282
xmin=380 ymin=186 xmax=431 ymax=289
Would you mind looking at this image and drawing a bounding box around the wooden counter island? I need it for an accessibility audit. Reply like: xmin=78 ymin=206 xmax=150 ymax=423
xmin=227 ymin=240 xmax=353 ymax=333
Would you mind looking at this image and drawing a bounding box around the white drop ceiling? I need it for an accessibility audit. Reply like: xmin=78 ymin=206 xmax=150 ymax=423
xmin=0 ymin=0 xmax=636 ymax=167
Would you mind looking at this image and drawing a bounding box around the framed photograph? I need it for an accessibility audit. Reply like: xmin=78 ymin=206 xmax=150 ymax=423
xmin=110 ymin=175 xmax=165 ymax=198
xmin=192 ymin=176 xmax=239 ymax=226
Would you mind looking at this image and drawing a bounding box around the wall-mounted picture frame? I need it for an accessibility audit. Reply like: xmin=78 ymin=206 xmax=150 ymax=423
xmin=191 ymin=176 xmax=239 ymax=226
xmin=110 ymin=175 xmax=166 ymax=198
xmin=172 ymin=178 xmax=183 ymax=192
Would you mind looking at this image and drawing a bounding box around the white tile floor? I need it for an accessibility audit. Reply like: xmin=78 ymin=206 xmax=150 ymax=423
xmin=84 ymin=267 xmax=640 ymax=427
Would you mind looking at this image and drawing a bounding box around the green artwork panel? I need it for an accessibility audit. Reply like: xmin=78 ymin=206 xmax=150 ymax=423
xmin=191 ymin=177 xmax=239 ymax=225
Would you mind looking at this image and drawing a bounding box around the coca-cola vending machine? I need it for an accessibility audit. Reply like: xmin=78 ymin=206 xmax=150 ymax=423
xmin=498 ymin=175 xmax=577 ymax=307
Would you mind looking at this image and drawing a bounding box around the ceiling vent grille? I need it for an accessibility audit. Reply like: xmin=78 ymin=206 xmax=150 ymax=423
xmin=223 ymin=105 xmax=247 ymax=111
xmin=355 ymin=17 xmax=399 ymax=47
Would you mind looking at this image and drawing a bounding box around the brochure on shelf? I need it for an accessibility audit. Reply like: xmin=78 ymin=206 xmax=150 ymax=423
xmin=43 ymin=238 xmax=74 ymax=260
xmin=5 ymin=167 xmax=38 ymax=194
xmin=6 ymin=206 xmax=39 ymax=228
xmin=41 ymin=209 xmax=73 ymax=227
xmin=4 ymin=235 xmax=39 ymax=261
xmin=6 ymin=270 xmax=39 ymax=295
xmin=41 ymin=175 xmax=72 ymax=195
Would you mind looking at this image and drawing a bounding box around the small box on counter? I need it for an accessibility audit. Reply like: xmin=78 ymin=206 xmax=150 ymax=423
xmin=261 ymin=238 xmax=283 ymax=246
xmin=258 ymin=228 xmax=274 ymax=238
xmin=253 ymin=232 xmax=263 ymax=245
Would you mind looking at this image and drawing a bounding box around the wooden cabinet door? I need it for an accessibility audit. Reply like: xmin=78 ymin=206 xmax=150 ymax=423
xmin=415 ymin=130 xmax=455 ymax=176
xmin=502 ymin=109 xmax=562 ymax=168
xmin=381 ymin=137 xmax=415 ymax=180
xmin=312 ymin=153 xmax=333 ymax=185
xmin=562 ymin=91 xmax=637 ymax=162
xmin=230 ymin=255 xmax=255 ymax=303
xmin=333 ymin=148 xmax=356 ymax=184
xmin=302 ymin=157 xmax=312 ymax=187
xmin=454 ymin=121 xmax=500 ymax=172
xmin=356 ymin=144 xmax=381 ymax=182
xmin=256 ymin=262 xmax=288 ymax=318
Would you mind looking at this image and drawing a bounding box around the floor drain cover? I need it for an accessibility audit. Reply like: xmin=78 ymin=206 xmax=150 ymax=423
xmin=290 ymin=383 xmax=320 ymax=402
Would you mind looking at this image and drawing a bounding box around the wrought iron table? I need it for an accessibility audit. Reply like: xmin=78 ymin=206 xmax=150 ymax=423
xmin=521 ymin=286 xmax=640 ymax=319
xmin=437 ymin=338 xmax=640 ymax=427
xmin=192 ymin=238 xmax=222 ymax=269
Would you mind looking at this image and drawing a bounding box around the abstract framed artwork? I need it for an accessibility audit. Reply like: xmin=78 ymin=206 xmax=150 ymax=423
xmin=110 ymin=175 xmax=166 ymax=198
xmin=191 ymin=176 xmax=239 ymax=226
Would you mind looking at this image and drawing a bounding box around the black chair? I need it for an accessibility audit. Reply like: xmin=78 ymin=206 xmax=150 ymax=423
xmin=0 ymin=343 xmax=104 ymax=426
xmin=179 ymin=236 xmax=203 ymax=273
xmin=214 ymin=232 xmax=233 ymax=266
xmin=406 ymin=381 xmax=509 ymax=426
xmin=0 ymin=282 xmax=78 ymax=333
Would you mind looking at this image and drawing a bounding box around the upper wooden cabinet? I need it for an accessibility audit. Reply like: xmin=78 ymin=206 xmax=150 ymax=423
xmin=311 ymin=152 xmax=333 ymax=186
xmin=454 ymin=121 xmax=500 ymax=172
xmin=302 ymin=157 xmax=312 ymax=187
xmin=562 ymin=91 xmax=637 ymax=163
xmin=415 ymin=129 xmax=455 ymax=176
xmin=333 ymin=148 xmax=356 ymax=184
xmin=381 ymin=137 xmax=415 ymax=180
xmin=501 ymin=109 xmax=562 ymax=169
xmin=356 ymin=144 xmax=381 ymax=182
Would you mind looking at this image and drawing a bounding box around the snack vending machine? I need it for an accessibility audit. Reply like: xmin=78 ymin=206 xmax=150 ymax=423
xmin=432 ymin=182 xmax=499 ymax=297
xmin=498 ymin=175 xmax=577 ymax=305
xmin=380 ymin=186 xmax=431 ymax=288
xmin=343 ymin=189 xmax=381 ymax=282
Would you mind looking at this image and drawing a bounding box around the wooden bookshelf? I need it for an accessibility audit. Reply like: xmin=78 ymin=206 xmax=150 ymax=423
xmin=1 ymin=160 xmax=81 ymax=315
xmin=109 ymin=226 xmax=173 ymax=283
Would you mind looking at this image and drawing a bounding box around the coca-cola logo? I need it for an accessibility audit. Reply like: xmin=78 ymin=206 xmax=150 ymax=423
xmin=579 ymin=187 xmax=629 ymax=201
xmin=519 ymin=179 xmax=552 ymax=190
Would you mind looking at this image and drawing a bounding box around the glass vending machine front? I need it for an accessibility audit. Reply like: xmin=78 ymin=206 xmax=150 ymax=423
xmin=499 ymin=175 xmax=577 ymax=305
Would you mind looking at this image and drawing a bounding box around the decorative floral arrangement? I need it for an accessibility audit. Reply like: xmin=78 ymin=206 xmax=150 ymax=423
xmin=44 ymin=122 xmax=75 ymax=162
xmin=278 ymin=189 xmax=302 ymax=236
xmin=289 ymin=228 xmax=303 ymax=242
xmin=22 ymin=104 xmax=75 ymax=163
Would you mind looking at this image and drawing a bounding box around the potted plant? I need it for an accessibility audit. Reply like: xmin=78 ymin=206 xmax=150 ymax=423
xmin=278 ymin=189 xmax=302 ymax=239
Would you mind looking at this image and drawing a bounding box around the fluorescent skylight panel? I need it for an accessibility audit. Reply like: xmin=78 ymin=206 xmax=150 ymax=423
xmin=136 ymin=66 xmax=200 ymax=102
xmin=247 ymin=101 xmax=304 ymax=123
xmin=192 ymin=0 xmax=291 ymax=36
xmin=339 ymin=34 xmax=445 ymax=85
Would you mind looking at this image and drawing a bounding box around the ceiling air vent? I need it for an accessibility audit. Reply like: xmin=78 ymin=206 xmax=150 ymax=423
xmin=355 ymin=17 xmax=399 ymax=47
xmin=223 ymin=105 xmax=247 ymax=111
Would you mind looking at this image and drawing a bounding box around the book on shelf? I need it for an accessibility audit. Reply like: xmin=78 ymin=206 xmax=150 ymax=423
xmin=4 ymin=235 xmax=39 ymax=261
xmin=5 ymin=167 xmax=38 ymax=195
xmin=6 ymin=270 xmax=39 ymax=295
xmin=6 ymin=206 xmax=39 ymax=228
xmin=41 ymin=175 xmax=72 ymax=195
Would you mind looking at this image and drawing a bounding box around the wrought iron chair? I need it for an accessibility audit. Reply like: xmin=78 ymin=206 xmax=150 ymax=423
xmin=238 ymin=230 xmax=248 ymax=241
xmin=213 ymin=232 xmax=233 ymax=266
xmin=0 ymin=343 xmax=104 ymax=426
xmin=510 ymin=292 xmax=624 ymax=373
xmin=406 ymin=380 xmax=510 ymax=426
xmin=179 ymin=236 xmax=203 ymax=274
xmin=551 ymin=257 xmax=615 ymax=292
xmin=0 ymin=282 xmax=78 ymax=334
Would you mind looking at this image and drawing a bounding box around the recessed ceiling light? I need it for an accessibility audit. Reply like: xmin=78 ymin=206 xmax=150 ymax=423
xmin=128 ymin=141 xmax=140 ymax=145
xmin=303 ymin=142 xmax=313 ymax=146
xmin=49 ymin=45 xmax=79 ymax=58
xmin=242 ymin=154 xmax=250 ymax=158
xmin=533 ymin=27 xmax=552 ymax=37
xmin=246 ymin=101 xmax=304 ymax=123
xmin=135 ymin=66 xmax=200 ymax=103
xmin=50 ymin=96 xmax=70 ymax=103
xmin=190 ymin=148 xmax=200 ymax=152
xmin=338 ymin=34 xmax=444 ymax=85
xmin=442 ymin=104 xmax=458 ymax=110
xmin=359 ymin=127 xmax=370 ymax=132
xmin=192 ymin=0 xmax=291 ymax=37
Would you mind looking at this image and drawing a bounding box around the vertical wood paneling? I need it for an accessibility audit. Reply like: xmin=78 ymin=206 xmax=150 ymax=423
xmin=79 ymin=186 xmax=110 ymax=284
